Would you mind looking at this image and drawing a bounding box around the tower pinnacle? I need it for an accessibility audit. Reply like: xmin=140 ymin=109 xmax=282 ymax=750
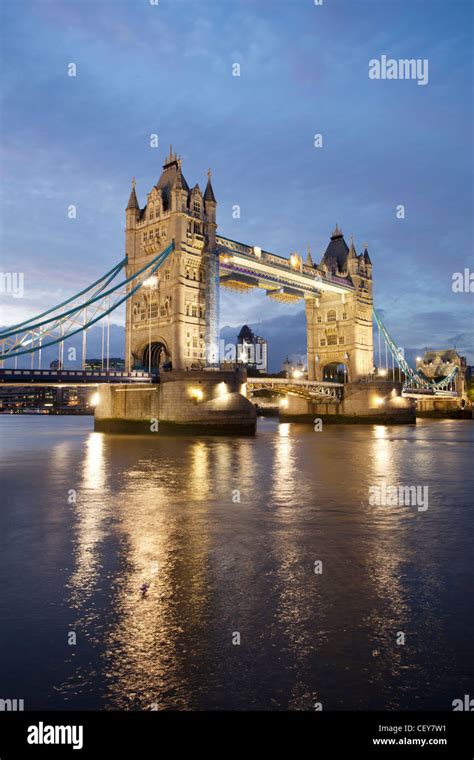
xmin=126 ymin=179 xmax=139 ymax=211
xmin=204 ymin=168 xmax=216 ymax=203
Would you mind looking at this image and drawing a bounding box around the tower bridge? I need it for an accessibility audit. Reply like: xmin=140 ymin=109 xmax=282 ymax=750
xmin=122 ymin=147 xmax=374 ymax=383
xmin=0 ymin=146 xmax=466 ymax=428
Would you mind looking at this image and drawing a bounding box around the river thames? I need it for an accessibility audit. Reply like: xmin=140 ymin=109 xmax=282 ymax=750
xmin=0 ymin=416 xmax=472 ymax=711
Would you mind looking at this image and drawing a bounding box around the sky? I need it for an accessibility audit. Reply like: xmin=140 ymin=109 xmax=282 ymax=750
xmin=0 ymin=0 xmax=473 ymax=371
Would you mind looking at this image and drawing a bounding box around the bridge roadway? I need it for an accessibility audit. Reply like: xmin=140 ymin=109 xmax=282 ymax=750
xmin=247 ymin=377 xmax=458 ymax=400
xmin=0 ymin=369 xmax=458 ymax=401
xmin=247 ymin=376 xmax=344 ymax=400
xmin=0 ymin=368 xmax=157 ymax=386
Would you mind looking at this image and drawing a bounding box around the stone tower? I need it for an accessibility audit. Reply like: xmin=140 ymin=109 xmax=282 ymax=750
xmin=305 ymin=226 xmax=374 ymax=382
xmin=124 ymin=147 xmax=218 ymax=370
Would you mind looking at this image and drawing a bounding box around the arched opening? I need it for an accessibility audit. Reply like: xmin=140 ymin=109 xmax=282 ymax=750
xmin=142 ymin=342 xmax=170 ymax=370
xmin=323 ymin=362 xmax=349 ymax=383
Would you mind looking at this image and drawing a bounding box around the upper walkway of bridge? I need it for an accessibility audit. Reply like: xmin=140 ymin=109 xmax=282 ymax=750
xmin=216 ymin=235 xmax=354 ymax=300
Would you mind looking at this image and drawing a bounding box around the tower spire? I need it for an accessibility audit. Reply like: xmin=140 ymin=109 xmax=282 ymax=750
xmin=348 ymin=235 xmax=357 ymax=258
xmin=204 ymin=167 xmax=216 ymax=203
xmin=126 ymin=178 xmax=139 ymax=211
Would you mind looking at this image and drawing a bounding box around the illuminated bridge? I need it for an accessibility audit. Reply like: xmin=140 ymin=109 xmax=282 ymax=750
xmin=0 ymin=145 xmax=461 ymax=401
xmin=0 ymin=240 xmax=459 ymax=398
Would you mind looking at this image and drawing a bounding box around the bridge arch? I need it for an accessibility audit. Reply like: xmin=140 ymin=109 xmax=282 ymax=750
xmin=139 ymin=339 xmax=170 ymax=370
xmin=322 ymin=360 xmax=349 ymax=384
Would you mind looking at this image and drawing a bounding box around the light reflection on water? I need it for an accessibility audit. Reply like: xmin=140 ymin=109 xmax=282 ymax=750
xmin=0 ymin=416 xmax=472 ymax=710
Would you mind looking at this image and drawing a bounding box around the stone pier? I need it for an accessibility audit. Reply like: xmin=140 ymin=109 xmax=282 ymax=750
xmin=95 ymin=369 xmax=256 ymax=434
xmin=280 ymin=380 xmax=415 ymax=424
xmin=414 ymin=395 xmax=472 ymax=419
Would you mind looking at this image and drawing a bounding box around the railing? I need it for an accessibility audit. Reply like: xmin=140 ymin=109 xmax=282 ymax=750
xmin=248 ymin=377 xmax=343 ymax=387
xmin=247 ymin=377 xmax=343 ymax=401
xmin=217 ymin=235 xmax=354 ymax=292
xmin=0 ymin=369 xmax=159 ymax=385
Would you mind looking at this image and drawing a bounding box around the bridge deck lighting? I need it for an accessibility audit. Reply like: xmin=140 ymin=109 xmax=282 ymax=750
xmin=189 ymin=387 xmax=204 ymax=402
xmin=90 ymin=392 xmax=100 ymax=406
xmin=253 ymin=246 xmax=262 ymax=258
xmin=378 ymin=368 xmax=387 ymax=377
xmin=280 ymin=398 xmax=288 ymax=408
xmin=290 ymin=254 xmax=301 ymax=270
xmin=143 ymin=275 xmax=158 ymax=288
xmin=217 ymin=381 xmax=227 ymax=396
xmin=374 ymin=395 xmax=384 ymax=407
xmin=292 ymin=369 xmax=303 ymax=379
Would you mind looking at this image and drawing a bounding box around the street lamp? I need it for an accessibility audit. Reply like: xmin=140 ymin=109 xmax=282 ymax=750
xmin=144 ymin=275 xmax=158 ymax=373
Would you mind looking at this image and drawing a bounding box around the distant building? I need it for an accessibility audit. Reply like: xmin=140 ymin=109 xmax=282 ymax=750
xmin=85 ymin=357 xmax=125 ymax=371
xmin=0 ymin=386 xmax=93 ymax=414
xmin=282 ymin=357 xmax=292 ymax=377
xmin=281 ymin=355 xmax=307 ymax=379
xmin=237 ymin=325 xmax=268 ymax=373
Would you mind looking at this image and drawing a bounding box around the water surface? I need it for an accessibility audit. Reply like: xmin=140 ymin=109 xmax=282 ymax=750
xmin=0 ymin=416 xmax=472 ymax=710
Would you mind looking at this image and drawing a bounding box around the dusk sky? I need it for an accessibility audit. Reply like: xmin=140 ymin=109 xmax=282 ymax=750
xmin=1 ymin=0 xmax=472 ymax=369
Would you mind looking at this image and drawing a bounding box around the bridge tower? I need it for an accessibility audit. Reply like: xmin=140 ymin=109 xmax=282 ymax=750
xmin=124 ymin=147 xmax=219 ymax=370
xmin=306 ymin=226 xmax=374 ymax=382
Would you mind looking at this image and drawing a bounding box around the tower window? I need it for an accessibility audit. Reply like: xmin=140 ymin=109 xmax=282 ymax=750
xmin=327 ymin=310 xmax=337 ymax=323
xmin=339 ymin=336 xmax=345 ymax=344
xmin=327 ymin=335 xmax=337 ymax=346
xmin=342 ymin=312 xmax=347 ymax=320
xmin=317 ymin=315 xmax=322 ymax=324
xmin=193 ymin=199 xmax=201 ymax=214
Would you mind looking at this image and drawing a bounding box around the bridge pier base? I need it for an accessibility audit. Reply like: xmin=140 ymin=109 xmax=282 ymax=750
xmin=414 ymin=396 xmax=472 ymax=419
xmin=94 ymin=369 xmax=257 ymax=435
xmin=280 ymin=381 xmax=415 ymax=425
